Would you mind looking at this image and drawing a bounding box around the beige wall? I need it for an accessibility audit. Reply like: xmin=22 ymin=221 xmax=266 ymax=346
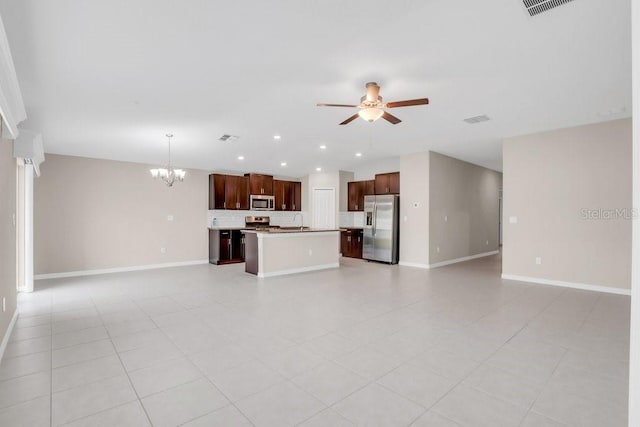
xmin=503 ymin=118 xmax=632 ymax=289
xmin=399 ymin=152 xmax=430 ymax=267
xmin=429 ymin=152 xmax=502 ymax=264
xmin=0 ymin=136 xmax=17 ymax=345
xmin=34 ymin=154 xmax=208 ymax=275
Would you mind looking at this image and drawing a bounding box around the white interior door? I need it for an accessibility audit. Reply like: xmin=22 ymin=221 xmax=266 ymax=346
xmin=312 ymin=188 xmax=335 ymax=229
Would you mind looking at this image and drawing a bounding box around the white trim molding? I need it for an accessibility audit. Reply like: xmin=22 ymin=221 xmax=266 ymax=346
xmin=257 ymin=262 xmax=339 ymax=278
xmin=429 ymin=251 xmax=499 ymax=269
xmin=0 ymin=16 xmax=26 ymax=138
xmin=0 ymin=309 xmax=18 ymax=364
xmin=34 ymin=260 xmax=209 ymax=280
xmin=398 ymin=261 xmax=430 ymax=270
xmin=501 ymin=274 xmax=631 ymax=296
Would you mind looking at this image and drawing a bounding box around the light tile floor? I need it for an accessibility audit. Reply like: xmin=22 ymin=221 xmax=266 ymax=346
xmin=0 ymin=254 xmax=630 ymax=426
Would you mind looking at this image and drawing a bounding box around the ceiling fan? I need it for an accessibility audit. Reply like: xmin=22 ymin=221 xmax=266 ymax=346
xmin=317 ymin=82 xmax=429 ymax=125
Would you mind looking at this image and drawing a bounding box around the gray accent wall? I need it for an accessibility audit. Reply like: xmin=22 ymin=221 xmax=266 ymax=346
xmin=429 ymin=152 xmax=502 ymax=264
xmin=503 ymin=118 xmax=632 ymax=290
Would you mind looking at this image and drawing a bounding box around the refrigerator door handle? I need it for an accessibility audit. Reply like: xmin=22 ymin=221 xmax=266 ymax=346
xmin=372 ymin=205 xmax=377 ymax=236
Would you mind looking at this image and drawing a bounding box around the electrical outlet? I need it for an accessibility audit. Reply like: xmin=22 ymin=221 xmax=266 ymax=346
xmin=535 ymin=257 xmax=542 ymax=265
xmin=12 ymin=213 xmax=15 ymax=227
xmin=403 ymin=215 xmax=407 ymax=222
xmin=160 ymin=247 xmax=166 ymax=254
xmin=444 ymin=215 xmax=448 ymax=222
xmin=2 ymin=297 xmax=5 ymax=313
xmin=436 ymin=246 xmax=440 ymax=253
xmin=486 ymin=240 xmax=489 ymax=245
xmin=308 ymin=249 xmax=313 ymax=256
xmin=509 ymin=216 xmax=518 ymax=224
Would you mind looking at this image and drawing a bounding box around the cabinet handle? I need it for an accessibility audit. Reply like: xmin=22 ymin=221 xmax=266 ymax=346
xmin=347 ymin=236 xmax=351 ymax=242
xmin=355 ymin=204 xmax=358 ymax=210
xmin=292 ymin=204 xmax=295 ymax=210
xmin=223 ymin=202 xmax=226 ymax=208
xmin=236 ymin=202 xmax=239 ymax=209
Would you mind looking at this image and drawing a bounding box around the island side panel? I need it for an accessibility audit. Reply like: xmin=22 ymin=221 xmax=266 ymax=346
xmin=259 ymin=232 xmax=339 ymax=277
xmin=244 ymin=232 xmax=259 ymax=275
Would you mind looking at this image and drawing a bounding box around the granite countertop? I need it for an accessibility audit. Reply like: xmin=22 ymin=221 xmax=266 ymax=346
xmin=208 ymin=226 xmax=252 ymax=230
xmin=243 ymin=227 xmax=340 ymax=234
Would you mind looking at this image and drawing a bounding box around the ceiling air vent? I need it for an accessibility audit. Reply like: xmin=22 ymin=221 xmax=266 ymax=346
xmin=218 ymin=134 xmax=239 ymax=142
xmin=523 ymin=0 xmax=575 ymax=17
xmin=463 ymin=115 xmax=490 ymax=124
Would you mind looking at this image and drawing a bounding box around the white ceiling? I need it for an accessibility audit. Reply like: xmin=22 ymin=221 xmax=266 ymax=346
xmin=0 ymin=0 xmax=631 ymax=177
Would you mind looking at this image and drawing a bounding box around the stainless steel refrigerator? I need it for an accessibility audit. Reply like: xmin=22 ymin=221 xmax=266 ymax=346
xmin=363 ymin=195 xmax=399 ymax=264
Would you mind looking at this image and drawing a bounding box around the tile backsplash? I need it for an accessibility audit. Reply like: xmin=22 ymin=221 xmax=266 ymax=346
xmin=208 ymin=210 xmax=364 ymax=229
xmin=208 ymin=210 xmax=309 ymax=228
xmin=339 ymin=211 xmax=364 ymax=228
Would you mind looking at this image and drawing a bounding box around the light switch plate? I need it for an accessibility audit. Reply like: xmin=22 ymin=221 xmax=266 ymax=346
xmin=167 ymin=215 xmax=174 ymax=221
xmin=509 ymin=216 xmax=518 ymax=224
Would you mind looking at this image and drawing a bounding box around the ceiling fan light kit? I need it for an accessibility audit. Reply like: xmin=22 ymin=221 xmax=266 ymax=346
xmin=317 ymin=82 xmax=429 ymax=125
xmin=358 ymin=107 xmax=384 ymax=122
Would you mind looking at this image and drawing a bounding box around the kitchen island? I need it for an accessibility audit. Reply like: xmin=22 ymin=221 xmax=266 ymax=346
xmin=243 ymin=228 xmax=340 ymax=278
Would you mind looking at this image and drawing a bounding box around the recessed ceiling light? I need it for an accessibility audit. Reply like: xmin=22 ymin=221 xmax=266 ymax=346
xmin=316 ymin=167 xmax=322 ymax=172
xmin=280 ymin=162 xmax=287 ymax=167
xmin=355 ymin=152 xmax=362 ymax=157
xmin=273 ymin=135 xmax=281 ymax=140
xmin=319 ymin=145 xmax=326 ymax=150
xmin=237 ymin=155 xmax=244 ymax=160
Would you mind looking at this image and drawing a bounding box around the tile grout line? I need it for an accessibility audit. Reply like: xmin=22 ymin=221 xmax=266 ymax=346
xmin=96 ymin=298 xmax=155 ymax=427
xmin=143 ymin=301 xmax=259 ymax=427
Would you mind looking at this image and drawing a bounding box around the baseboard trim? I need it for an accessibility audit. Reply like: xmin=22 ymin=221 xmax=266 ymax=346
xmin=0 ymin=309 xmax=18 ymax=364
xmin=34 ymin=260 xmax=210 ymax=280
xmin=501 ymin=274 xmax=631 ymax=296
xmin=429 ymin=251 xmax=499 ymax=269
xmin=398 ymin=261 xmax=430 ymax=270
xmin=258 ymin=262 xmax=340 ymax=278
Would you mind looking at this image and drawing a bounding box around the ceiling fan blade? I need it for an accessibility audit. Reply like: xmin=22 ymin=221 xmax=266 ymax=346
xmin=339 ymin=114 xmax=360 ymax=125
xmin=385 ymin=98 xmax=429 ymax=108
xmin=382 ymin=111 xmax=402 ymax=125
xmin=317 ymin=103 xmax=358 ymax=108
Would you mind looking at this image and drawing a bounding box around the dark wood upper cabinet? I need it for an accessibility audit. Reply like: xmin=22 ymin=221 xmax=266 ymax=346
xmin=274 ymin=180 xmax=287 ymax=211
xmin=245 ymin=173 xmax=274 ymax=196
xmin=210 ymin=173 xmax=248 ymax=210
xmin=348 ymin=180 xmax=376 ymax=211
xmin=209 ymin=174 xmax=226 ymax=209
xmin=348 ymin=181 xmax=363 ymax=211
xmin=374 ymin=172 xmax=400 ymax=195
xmin=291 ymin=181 xmax=301 ymax=211
xmin=274 ymin=179 xmax=301 ymax=211
xmin=237 ymin=176 xmax=249 ymax=210
xmin=364 ymin=180 xmax=375 ymax=196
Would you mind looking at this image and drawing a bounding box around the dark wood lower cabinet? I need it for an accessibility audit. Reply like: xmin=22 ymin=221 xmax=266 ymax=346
xmin=209 ymin=229 xmax=245 ymax=264
xmin=340 ymin=229 xmax=363 ymax=259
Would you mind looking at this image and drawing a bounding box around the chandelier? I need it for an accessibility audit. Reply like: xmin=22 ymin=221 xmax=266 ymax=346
xmin=150 ymin=134 xmax=185 ymax=187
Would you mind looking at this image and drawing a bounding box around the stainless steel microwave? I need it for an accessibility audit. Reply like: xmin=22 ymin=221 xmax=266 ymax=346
xmin=250 ymin=195 xmax=275 ymax=211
